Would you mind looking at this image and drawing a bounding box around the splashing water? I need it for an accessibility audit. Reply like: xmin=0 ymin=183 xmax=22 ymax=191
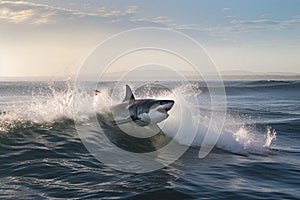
xmin=0 ymin=81 xmax=277 ymax=155
xmin=264 ymin=127 xmax=277 ymax=148
xmin=0 ymin=82 xmax=77 ymax=132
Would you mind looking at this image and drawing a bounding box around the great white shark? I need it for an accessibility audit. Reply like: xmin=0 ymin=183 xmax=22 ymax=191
xmin=108 ymin=84 xmax=175 ymax=127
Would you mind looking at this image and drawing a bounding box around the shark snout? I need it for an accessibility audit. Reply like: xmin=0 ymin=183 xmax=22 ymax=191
xmin=163 ymin=100 xmax=175 ymax=111
xmin=156 ymin=100 xmax=175 ymax=114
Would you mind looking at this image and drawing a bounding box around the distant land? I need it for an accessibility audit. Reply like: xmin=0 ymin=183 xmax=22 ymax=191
xmin=1 ymin=70 xmax=300 ymax=81
xmin=77 ymin=70 xmax=300 ymax=81
xmin=219 ymin=70 xmax=300 ymax=80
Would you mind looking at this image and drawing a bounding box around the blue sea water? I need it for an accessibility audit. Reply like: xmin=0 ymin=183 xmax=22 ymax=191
xmin=0 ymin=80 xmax=299 ymax=199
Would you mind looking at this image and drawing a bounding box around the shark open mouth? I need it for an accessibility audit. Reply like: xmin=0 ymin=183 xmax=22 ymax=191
xmin=157 ymin=102 xmax=174 ymax=115
xmin=157 ymin=108 xmax=168 ymax=114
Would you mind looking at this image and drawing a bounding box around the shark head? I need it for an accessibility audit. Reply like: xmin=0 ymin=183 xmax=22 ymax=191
xmin=135 ymin=99 xmax=174 ymax=125
xmin=148 ymin=99 xmax=174 ymax=123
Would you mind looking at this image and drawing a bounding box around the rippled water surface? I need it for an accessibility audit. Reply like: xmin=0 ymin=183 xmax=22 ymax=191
xmin=0 ymin=81 xmax=299 ymax=199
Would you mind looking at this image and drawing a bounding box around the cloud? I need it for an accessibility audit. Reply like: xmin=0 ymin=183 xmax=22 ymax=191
xmin=0 ymin=1 xmax=58 ymax=24
xmin=230 ymin=17 xmax=300 ymax=32
xmin=0 ymin=1 xmax=139 ymax=25
xmin=1 ymin=0 xmax=299 ymax=40
xmin=225 ymin=15 xmax=237 ymax=19
xmin=152 ymin=16 xmax=169 ymax=23
xmin=126 ymin=6 xmax=138 ymax=14
xmin=130 ymin=13 xmax=300 ymax=44
xmin=96 ymin=5 xmax=138 ymax=17
xmin=0 ymin=0 xmax=83 ymax=24
xmin=129 ymin=15 xmax=170 ymax=27
xmin=222 ymin=8 xmax=231 ymax=12
xmin=231 ymin=19 xmax=279 ymax=25
xmin=0 ymin=7 xmax=34 ymax=23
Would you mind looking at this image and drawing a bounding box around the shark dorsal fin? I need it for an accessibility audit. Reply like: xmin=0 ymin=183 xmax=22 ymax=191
xmin=123 ymin=84 xmax=135 ymax=102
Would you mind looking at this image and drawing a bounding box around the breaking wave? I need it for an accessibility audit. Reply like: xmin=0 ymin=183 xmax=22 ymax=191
xmin=0 ymin=81 xmax=277 ymax=155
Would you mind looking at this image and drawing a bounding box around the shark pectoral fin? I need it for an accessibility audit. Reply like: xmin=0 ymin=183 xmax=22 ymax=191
xmin=107 ymin=117 xmax=133 ymax=126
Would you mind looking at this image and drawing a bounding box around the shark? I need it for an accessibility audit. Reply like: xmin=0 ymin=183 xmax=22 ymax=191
xmin=108 ymin=84 xmax=174 ymax=128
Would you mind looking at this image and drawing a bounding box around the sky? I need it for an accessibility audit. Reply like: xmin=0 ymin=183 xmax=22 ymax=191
xmin=0 ymin=0 xmax=300 ymax=78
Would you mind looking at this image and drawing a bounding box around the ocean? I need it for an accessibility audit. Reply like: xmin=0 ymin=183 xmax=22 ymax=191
xmin=0 ymin=80 xmax=299 ymax=199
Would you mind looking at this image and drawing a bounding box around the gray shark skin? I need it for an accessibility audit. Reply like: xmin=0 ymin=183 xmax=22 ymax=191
xmin=109 ymin=84 xmax=175 ymax=127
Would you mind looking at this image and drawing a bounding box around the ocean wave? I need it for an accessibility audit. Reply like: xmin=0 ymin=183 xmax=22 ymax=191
xmin=224 ymin=80 xmax=300 ymax=91
xmin=0 ymin=81 xmax=277 ymax=156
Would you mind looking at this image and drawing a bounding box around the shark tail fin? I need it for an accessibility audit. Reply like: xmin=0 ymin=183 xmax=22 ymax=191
xmin=123 ymin=84 xmax=135 ymax=102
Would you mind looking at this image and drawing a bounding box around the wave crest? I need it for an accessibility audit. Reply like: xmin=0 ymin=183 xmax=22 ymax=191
xmin=0 ymin=81 xmax=277 ymax=155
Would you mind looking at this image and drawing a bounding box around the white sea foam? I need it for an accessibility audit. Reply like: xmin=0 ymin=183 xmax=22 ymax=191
xmin=0 ymin=82 xmax=276 ymax=155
